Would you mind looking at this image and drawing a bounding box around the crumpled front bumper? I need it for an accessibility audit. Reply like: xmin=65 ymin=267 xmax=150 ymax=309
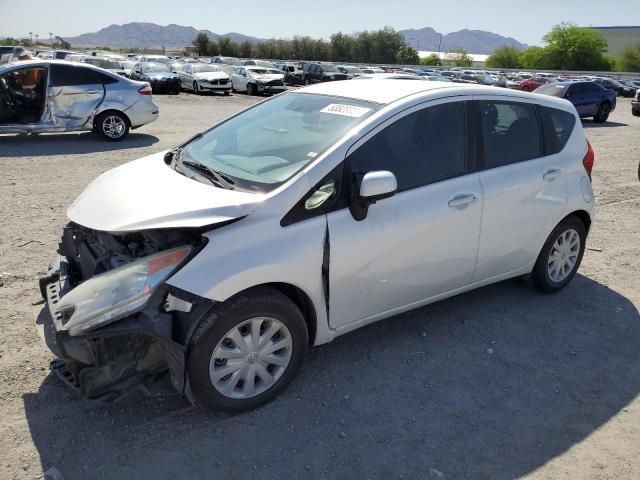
xmin=36 ymin=255 xmax=188 ymax=400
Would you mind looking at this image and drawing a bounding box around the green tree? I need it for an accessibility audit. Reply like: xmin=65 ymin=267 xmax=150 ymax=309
xmin=192 ymin=33 xmax=211 ymax=56
xmin=330 ymin=32 xmax=353 ymax=62
xmin=543 ymin=22 xmax=611 ymax=70
xmin=617 ymin=42 xmax=640 ymax=72
xmin=420 ymin=53 xmax=442 ymax=66
xmin=486 ymin=45 xmax=522 ymax=69
xmin=217 ymin=37 xmax=238 ymax=56
xmin=396 ymin=45 xmax=419 ymax=64
xmin=519 ymin=46 xmax=549 ymax=69
xmin=239 ymin=41 xmax=253 ymax=58
xmin=445 ymin=48 xmax=473 ymax=67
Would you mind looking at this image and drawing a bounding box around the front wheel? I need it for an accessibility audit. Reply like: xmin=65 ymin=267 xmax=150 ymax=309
xmin=193 ymin=81 xmax=200 ymax=94
xmin=247 ymin=83 xmax=256 ymax=96
xmin=528 ymin=216 xmax=587 ymax=293
xmin=594 ymin=102 xmax=611 ymax=123
xmin=96 ymin=111 xmax=129 ymax=141
xmin=187 ymin=288 xmax=308 ymax=412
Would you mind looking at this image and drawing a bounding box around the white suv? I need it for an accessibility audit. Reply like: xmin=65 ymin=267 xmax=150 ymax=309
xmin=37 ymin=80 xmax=595 ymax=411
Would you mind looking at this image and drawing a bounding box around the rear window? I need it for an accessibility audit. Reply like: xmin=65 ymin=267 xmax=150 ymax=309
xmin=479 ymin=101 xmax=542 ymax=169
xmin=536 ymin=83 xmax=568 ymax=97
xmin=539 ymin=106 xmax=576 ymax=154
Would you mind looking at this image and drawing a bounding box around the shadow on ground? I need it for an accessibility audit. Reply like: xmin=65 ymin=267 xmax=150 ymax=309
xmin=23 ymin=274 xmax=640 ymax=480
xmin=0 ymin=132 xmax=158 ymax=157
xmin=582 ymin=119 xmax=628 ymax=128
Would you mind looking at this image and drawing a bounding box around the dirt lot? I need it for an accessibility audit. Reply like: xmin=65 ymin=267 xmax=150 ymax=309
xmin=0 ymin=91 xmax=639 ymax=480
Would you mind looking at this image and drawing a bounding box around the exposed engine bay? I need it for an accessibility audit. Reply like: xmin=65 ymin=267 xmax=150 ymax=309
xmin=38 ymin=223 xmax=211 ymax=400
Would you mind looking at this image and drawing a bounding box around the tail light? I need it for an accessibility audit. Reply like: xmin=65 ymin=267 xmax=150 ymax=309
xmin=138 ymin=83 xmax=152 ymax=96
xmin=583 ymin=141 xmax=594 ymax=181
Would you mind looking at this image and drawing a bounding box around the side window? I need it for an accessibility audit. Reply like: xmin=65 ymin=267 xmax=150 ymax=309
xmin=539 ymin=106 xmax=576 ymax=155
xmin=479 ymin=101 xmax=542 ymax=169
xmin=349 ymin=101 xmax=468 ymax=192
xmin=94 ymin=71 xmax=118 ymax=85
xmin=50 ymin=65 xmax=99 ymax=86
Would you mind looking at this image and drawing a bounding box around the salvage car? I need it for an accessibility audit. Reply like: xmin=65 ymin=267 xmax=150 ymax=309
xmin=535 ymin=81 xmax=616 ymax=123
xmin=631 ymin=88 xmax=639 ymax=117
xmin=177 ymin=63 xmax=231 ymax=95
xmin=37 ymin=80 xmax=595 ymax=412
xmin=84 ymin=57 xmax=127 ymax=77
xmin=301 ymin=63 xmax=349 ymax=84
xmin=590 ymin=77 xmax=636 ymax=98
xmin=274 ymin=62 xmax=304 ymax=85
xmin=230 ymin=66 xmax=285 ymax=95
xmin=0 ymin=59 xmax=158 ymax=140
xmin=130 ymin=62 xmax=181 ymax=94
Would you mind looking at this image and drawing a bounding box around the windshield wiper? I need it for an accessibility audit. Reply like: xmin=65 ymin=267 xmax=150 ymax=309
xmin=181 ymin=160 xmax=236 ymax=190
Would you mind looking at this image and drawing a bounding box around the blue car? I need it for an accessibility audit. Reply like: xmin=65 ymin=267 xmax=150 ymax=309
xmin=535 ymin=81 xmax=616 ymax=123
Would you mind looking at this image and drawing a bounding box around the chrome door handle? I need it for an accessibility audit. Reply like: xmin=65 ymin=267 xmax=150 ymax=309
xmin=543 ymin=168 xmax=561 ymax=181
xmin=448 ymin=194 xmax=478 ymax=209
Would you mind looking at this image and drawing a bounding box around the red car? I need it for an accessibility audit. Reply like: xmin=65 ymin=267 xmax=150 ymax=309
xmin=518 ymin=77 xmax=553 ymax=92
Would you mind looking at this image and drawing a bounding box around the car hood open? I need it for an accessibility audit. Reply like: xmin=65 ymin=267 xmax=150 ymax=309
xmin=67 ymin=152 xmax=265 ymax=232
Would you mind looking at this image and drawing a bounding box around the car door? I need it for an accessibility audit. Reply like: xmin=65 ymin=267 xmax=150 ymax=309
xmin=472 ymin=98 xmax=568 ymax=283
xmin=49 ymin=64 xmax=105 ymax=130
xmin=583 ymin=83 xmax=604 ymax=116
xmin=565 ymin=83 xmax=589 ymax=116
xmin=181 ymin=65 xmax=193 ymax=89
xmin=326 ymin=97 xmax=483 ymax=329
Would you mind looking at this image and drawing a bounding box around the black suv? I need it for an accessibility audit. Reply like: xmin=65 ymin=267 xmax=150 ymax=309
xmin=301 ymin=63 xmax=349 ymax=85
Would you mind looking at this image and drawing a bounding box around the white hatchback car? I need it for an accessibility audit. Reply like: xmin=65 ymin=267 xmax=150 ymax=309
xmin=37 ymin=80 xmax=595 ymax=411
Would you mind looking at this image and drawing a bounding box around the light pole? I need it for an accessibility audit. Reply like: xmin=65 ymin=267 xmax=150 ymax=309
xmin=34 ymin=33 xmax=39 ymax=45
xmin=49 ymin=32 xmax=53 ymax=45
xmin=29 ymin=32 xmax=33 ymax=43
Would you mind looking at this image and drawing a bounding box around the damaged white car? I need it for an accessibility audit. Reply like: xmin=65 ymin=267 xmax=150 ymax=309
xmin=0 ymin=60 xmax=158 ymax=140
xmin=38 ymin=80 xmax=594 ymax=411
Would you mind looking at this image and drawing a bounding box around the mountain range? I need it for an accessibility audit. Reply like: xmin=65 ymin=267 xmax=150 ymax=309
xmin=63 ymin=22 xmax=527 ymax=55
xmin=64 ymin=23 xmax=261 ymax=49
xmin=399 ymin=27 xmax=528 ymax=54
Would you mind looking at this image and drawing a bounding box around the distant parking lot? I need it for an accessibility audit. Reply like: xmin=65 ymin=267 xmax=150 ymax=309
xmin=0 ymin=93 xmax=638 ymax=480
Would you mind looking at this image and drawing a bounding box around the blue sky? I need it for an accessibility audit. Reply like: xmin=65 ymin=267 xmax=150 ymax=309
xmin=0 ymin=0 xmax=637 ymax=46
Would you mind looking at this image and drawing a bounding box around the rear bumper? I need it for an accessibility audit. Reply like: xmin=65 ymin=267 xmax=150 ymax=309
xmin=126 ymin=98 xmax=159 ymax=128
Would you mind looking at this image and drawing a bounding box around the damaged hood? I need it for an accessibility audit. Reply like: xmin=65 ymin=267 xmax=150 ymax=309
xmin=67 ymin=152 xmax=264 ymax=232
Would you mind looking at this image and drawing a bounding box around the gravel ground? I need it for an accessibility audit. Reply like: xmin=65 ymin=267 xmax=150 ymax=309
xmin=0 ymin=92 xmax=638 ymax=480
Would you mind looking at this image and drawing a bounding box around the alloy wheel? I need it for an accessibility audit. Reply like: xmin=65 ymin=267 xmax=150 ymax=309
xmin=547 ymin=228 xmax=580 ymax=282
xmin=209 ymin=317 xmax=292 ymax=399
xmin=102 ymin=116 xmax=126 ymax=139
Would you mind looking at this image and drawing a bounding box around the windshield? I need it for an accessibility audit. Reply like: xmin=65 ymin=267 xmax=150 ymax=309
xmin=142 ymin=63 xmax=169 ymax=73
xmin=535 ymin=83 xmax=568 ymax=97
xmin=120 ymin=61 xmax=134 ymax=69
xmin=86 ymin=59 xmax=121 ymax=69
xmin=248 ymin=68 xmax=270 ymax=75
xmin=222 ymin=57 xmax=242 ymax=66
xmin=193 ymin=64 xmax=219 ymax=73
xmin=148 ymin=57 xmax=170 ymax=64
xmin=322 ymin=64 xmax=339 ymax=73
xmin=179 ymin=93 xmax=379 ymax=192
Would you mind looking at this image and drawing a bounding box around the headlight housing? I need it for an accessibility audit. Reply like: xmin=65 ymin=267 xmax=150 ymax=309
xmin=57 ymin=246 xmax=192 ymax=336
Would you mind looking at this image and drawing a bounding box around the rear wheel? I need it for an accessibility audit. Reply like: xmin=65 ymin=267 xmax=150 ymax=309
xmin=529 ymin=216 xmax=587 ymax=293
xmin=594 ymin=102 xmax=611 ymax=123
xmin=187 ymin=288 xmax=308 ymax=412
xmin=96 ymin=111 xmax=129 ymax=141
xmin=632 ymin=108 xmax=640 ymax=117
xmin=193 ymin=81 xmax=200 ymax=94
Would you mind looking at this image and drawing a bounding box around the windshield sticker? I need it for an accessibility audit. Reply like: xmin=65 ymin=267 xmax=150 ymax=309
xmin=307 ymin=152 xmax=318 ymax=158
xmin=320 ymin=104 xmax=371 ymax=118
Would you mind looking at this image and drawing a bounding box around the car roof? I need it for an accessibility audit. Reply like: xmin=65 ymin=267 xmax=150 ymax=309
xmin=298 ymin=79 xmax=470 ymax=104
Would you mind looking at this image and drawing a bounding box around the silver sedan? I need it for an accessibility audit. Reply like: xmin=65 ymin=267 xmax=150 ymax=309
xmin=0 ymin=59 xmax=158 ymax=141
xmin=177 ymin=63 xmax=232 ymax=95
xmin=230 ymin=66 xmax=286 ymax=95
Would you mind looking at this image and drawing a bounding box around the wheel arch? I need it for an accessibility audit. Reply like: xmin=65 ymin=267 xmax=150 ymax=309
xmin=92 ymin=108 xmax=131 ymax=129
xmin=564 ymin=209 xmax=592 ymax=233
xmin=183 ymin=282 xmax=318 ymax=349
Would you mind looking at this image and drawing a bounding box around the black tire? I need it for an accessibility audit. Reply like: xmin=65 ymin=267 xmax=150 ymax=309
xmin=632 ymin=108 xmax=640 ymax=117
xmin=231 ymin=82 xmax=236 ymax=93
xmin=304 ymin=78 xmax=310 ymax=86
xmin=528 ymin=216 xmax=587 ymax=293
xmin=594 ymin=102 xmax=611 ymax=123
xmin=247 ymin=83 xmax=256 ymax=96
xmin=187 ymin=287 xmax=308 ymax=412
xmin=95 ymin=111 xmax=129 ymax=141
xmin=223 ymin=90 xmax=230 ymax=96
xmin=193 ymin=81 xmax=200 ymax=95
